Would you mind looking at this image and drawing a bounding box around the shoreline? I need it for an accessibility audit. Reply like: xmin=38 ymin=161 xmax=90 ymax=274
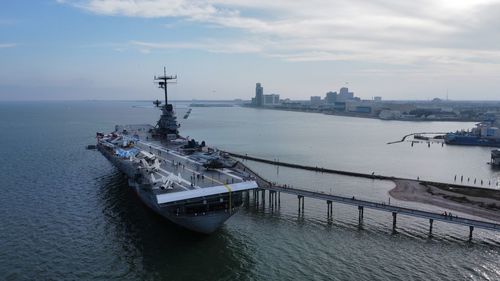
xmin=230 ymin=153 xmax=500 ymax=222
xmin=390 ymin=179 xmax=500 ymax=223
xmin=242 ymin=104 xmax=480 ymax=122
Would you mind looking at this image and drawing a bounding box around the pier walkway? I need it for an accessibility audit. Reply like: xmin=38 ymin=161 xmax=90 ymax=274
xmin=234 ymin=162 xmax=500 ymax=240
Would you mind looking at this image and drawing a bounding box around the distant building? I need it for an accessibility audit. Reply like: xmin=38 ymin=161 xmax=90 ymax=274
xmin=354 ymin=106 xmax=372 ymax=114
xmin=374 ymin=96 xmax=382 ymax=102
xmin=255 ymin=83 xmax=264 ymax=107
xmin=325 ymin=91 xmax=337 ymax=104
xmin=333 ymin=102 xmax=346 ymax=111
xmin=310 ymin=96 xmax=322 ymax=106
xmin=338 ymin=87 xmax=354 ymax=101
xmin=264 ymin=94 xmax=280 ymax=105
xmin=379 ymin=109 xmax=402 ymax=120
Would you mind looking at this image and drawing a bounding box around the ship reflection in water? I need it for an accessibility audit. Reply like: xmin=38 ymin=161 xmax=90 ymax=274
xmin=97 ymin=171 xmax=253 ymax=280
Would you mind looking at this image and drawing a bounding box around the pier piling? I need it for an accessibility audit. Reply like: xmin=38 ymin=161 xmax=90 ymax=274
xmin=297 ymin=195 xmax=304 ymax=213
xmin=358 ymin=206 xmax=364 ymax=224
xmin=327 ymin=200 xmax=333 ymax=219
xmin=429 ymin=219 xmax=434 ymax=237
xmin=392 ymin=212 xmax=397 ymax=233
xmin=469 ymin=226 xmax=474 ymax=241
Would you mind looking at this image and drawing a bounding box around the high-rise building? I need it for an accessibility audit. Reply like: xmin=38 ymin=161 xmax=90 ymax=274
xmin=255 ymin=83 xmax=263 ymax=107
xmin=325 ymin=91 xmax=337 ymax=104
xmin=338 ymin=87 xmax=354 ymax=101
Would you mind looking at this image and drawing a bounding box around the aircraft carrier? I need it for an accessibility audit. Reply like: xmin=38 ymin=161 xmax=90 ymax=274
xmin=96 ymin=68 xmax=258 ymax=233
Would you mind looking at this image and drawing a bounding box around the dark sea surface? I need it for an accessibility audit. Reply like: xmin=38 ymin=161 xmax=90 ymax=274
xmin=1 ymin=101 xmax=500 ymax=281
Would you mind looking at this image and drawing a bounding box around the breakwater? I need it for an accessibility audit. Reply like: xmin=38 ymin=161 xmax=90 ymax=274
xmin=229 ymin=151 xmax=494 ymax=190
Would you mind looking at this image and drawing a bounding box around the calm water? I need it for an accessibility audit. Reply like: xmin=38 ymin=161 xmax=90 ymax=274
xmin=1 ymin=101 xmax=500 ymax=281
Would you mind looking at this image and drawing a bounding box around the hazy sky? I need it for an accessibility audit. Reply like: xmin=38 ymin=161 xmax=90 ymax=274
xmin=2 ymin=0 xmax=500 ymax=101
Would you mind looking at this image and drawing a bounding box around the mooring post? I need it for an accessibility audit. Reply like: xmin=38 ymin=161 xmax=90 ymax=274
xmin=278 ymin=191 xmax=281 ymax=205
xmin=469 ymin=226 xmax=474 ymax=241
xmin=298 ymin=195 xmax=302 ymax=212
xmin=301 ymin=196 xmax=305 ymax=213
xmin=392 ymin=212 xmax=397 ymax=233
xmin=429 ymin=219 xmax=434 ymax=236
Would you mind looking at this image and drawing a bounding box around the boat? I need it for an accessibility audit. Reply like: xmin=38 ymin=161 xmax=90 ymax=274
xmin=491 ymin=149 xmax=500 ymax=166
xmin=445 ymin=118 xmax=500 ymax=147
xmin=96 ymin=68 xmax=258 ymax=233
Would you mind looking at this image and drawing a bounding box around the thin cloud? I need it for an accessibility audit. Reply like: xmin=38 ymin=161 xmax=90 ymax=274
xmin=130 ymin=40 xmax=263 ymax=54
xmin=60 ymin=0 xmax=500 ymax=70
xmin=0 ymin=43 xmax=17 ymax=48
xmin=0 ymin=19 xmax=16 ymax=26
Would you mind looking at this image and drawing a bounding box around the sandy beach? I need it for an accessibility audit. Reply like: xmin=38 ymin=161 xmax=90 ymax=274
xmin=390 ymin=179 xmax=500 ymax=222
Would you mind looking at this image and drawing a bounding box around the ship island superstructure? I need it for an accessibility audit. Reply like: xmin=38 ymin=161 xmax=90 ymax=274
xmin=96 ymin=68 xmax=258 ymax=233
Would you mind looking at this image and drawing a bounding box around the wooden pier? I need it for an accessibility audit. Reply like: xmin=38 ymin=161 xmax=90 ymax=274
xmin=235 ymin=162 xmax=500 ymax=240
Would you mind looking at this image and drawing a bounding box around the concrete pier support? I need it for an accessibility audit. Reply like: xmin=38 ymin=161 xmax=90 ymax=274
xmin=429 ymin=219 xmax=434 ymax=237
xmin=245 ymin=190 xmax=250 ymax=206
xmin=298 ymin=195 xmax=304 ymax=213
xmin=392 ymin=212 xmax=397 ymax=233
xmin=278 ymin=192 xmax=281 ymax=206
xmin=358 ymin=206 xmax=364 ymax=224
xmin=469 ymin=226 xmax=474 ymax=241
xmin=261 ymin=189 xmax=265 ymax=206
xmin=267 ymin=190 xmax=278 ymax=209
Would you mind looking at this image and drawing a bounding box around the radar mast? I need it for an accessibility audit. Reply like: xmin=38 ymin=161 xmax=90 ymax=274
xmin=154 ymin=67 xmax=177 ymax=108
xmin=153 ymin=67 xmax=179 ymax=139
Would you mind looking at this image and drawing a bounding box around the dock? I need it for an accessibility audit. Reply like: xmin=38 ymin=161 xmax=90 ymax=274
xmin=234 ymin=161 xmax=500 ymax=240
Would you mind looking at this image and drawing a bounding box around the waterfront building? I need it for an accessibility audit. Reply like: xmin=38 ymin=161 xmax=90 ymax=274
xmin=333 ymin=101 xmax=346 ymax=111
xmin=310 ymin=96 xmax=323 ymax=106
xmin=325 ymin=91 xmax=338 ymax=104
xmin=338 ymin=87 xmax=354 ymax=101
xmin=374 ymin=96 xmax=382 ymax=102
xmin=379 ymin=109 xmax=402 ymax=120
xmin=255 ymin=83 xmax=264 ymax=107
xmin=264 ymin=94 xmax=280 ymax=106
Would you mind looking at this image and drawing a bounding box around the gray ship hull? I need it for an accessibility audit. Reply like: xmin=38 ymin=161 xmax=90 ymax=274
xmin=98 ymin=144 xmax=242 ymax=234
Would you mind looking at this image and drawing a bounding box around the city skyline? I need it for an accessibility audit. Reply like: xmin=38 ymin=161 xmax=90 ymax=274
xmin=2 ymin=0 xmax=500 ymax=101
